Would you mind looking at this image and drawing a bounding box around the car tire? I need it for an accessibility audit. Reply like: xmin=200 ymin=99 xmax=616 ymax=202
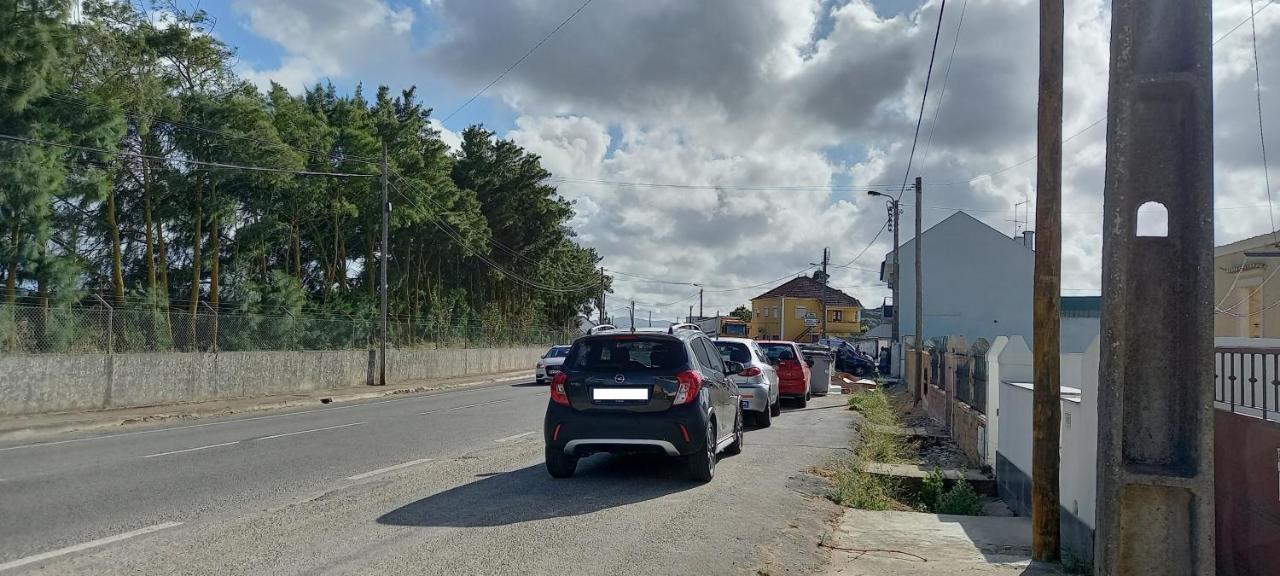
xmin=796 ymin=394 xmax=808 ymax=409
xmin=686 ymin=418 xmax=717 ymax=482
xmin=756 ymin=404 xmax=772 ymax=428
xmin=770 ymin=399 xmax=781 ymax=417
xmin=725 ymin=407 xmax=744 ymax=454
xmin=536 ymin=378 xmax=546 ymax=386
xmin=545 ymin=446 xmax=577 ymax=478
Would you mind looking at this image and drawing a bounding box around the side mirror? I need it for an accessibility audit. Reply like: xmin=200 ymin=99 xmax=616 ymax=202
xmin=723 ymin=360 xmax=745 ymax=375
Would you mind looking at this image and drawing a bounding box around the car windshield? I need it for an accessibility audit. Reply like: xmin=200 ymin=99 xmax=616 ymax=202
xmin=568 ymin=337 xmax=687 ymax=372
xmin=546 ymin=346 xmax=571 ymax=358
xmin=714 ymin=341 xmax=752 ymax=364
xmin=759 ymin=343 xmax=797 ymax=362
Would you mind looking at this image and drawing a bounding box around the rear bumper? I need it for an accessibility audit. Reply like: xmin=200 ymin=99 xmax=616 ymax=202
xmin=779 ymin=378 xmax=808 ymax=397
xmin=544 ymin=402 xmax=710 ymax=457
xmin=737 ymin=384 xmax=771 ymax=412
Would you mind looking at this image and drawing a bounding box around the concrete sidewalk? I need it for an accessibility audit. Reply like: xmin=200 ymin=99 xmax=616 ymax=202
xmin=0 ymin=369 xmax=533 ymax=442
xmin=821 ymin=509 xmax=1067 ymax=575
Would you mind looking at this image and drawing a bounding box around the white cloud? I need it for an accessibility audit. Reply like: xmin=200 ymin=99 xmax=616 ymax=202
xmin=223 ymin=0 xmax=1280 ymax=317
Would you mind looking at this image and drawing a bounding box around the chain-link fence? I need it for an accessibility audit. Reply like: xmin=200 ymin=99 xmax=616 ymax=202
xmin=0 ymin=304 xmax=577 ymax=354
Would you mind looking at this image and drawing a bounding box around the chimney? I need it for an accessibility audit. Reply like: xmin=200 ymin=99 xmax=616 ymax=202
xmin=1022 ymin=230 xmax=1036 ymax=249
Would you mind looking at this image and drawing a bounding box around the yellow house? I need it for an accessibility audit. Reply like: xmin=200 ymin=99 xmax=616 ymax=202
xmin=1215 ymin=232 xmax=1280 ymax=337
xmin=748 ymin=275 xmax=863 ymax=342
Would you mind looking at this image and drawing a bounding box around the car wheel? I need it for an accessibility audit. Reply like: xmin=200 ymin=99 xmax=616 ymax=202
xmin=536 ymin=378 xmax=546 ymax=386
xmin=545 ymin=446 xmax=577 ymax=478
xmin=770 ymin=399 xmax=781 ymax=417
xmin=686 ymin=418 xmax=716 ymax=482
xmin=726 ymin=406 xmax=744 ymax=454
xmin=796 ymin=394 xmax=808 ymax=409
xmin=756 ymin=403 xmax=772 ymax=428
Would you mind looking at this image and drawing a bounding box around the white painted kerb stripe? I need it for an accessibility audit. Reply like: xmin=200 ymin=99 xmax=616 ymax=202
xmin=346 ymin=458 xmax=433 ymax=481
xmin=142 ymin=441 xmax=239 ymax=459
xmin=256 ymin=422 xmax=364 ymax=440
xmin=494 ymin=431 xmax=536 ymax=443
xmin=0 ymin=522 xmax=182 ymax=572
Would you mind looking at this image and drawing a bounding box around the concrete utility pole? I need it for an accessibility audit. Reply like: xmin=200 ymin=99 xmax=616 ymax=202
xmin=698 ymin=287 xmax=704 ymax=319
xmin=378 ymin=142 xmax=389 ymax=386
xmin=599 ymin=268 xmax=607 ymax=324
xmin=820 ymin=247 xmax=830 ymax=340
xmin=867 ymin=191 xmax=901 ymax=377
xmin=913 ymin=177 xmax=924 ymax=404
xmin=1095 ymin=2 xmax=1215 ymax=574
xmin=648 ymin=310 xmax=652 ymax=327
xmin=1031 ymin=0 xmax=1063 ymax=561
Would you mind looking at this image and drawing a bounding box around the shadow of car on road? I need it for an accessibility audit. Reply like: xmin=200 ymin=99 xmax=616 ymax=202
xmin=376 ymin=455 xmax=697 ymax=528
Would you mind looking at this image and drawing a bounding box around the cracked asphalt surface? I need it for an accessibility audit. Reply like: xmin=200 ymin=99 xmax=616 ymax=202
xmin=0 ymin=379 xmax=856 ymax=575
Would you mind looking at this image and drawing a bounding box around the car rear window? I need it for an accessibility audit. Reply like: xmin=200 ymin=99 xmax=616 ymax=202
xmin=546 ymin=346 xmax=571 ymax=358
xmin=759 ymin=343 xmax=798 ymax=362
xmin=568 ymin=337 xmax=688 ymax=372
xmin=714 ymin=341 xmax=752 ymax=364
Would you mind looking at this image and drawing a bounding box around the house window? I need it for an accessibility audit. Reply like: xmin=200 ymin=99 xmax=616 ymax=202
xmin=831 ymin=309 xmax=844 ymax=322
xmin=795 ymin=306 xmax=807 ymax=319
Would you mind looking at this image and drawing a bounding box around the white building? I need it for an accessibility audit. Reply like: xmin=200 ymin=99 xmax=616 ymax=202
xmin=881 ymin=212 xmax=1036 ymax=366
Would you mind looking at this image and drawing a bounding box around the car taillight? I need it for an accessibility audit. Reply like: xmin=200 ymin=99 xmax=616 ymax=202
xmin=673 ymin=370 xmax=703 ymax=405
xmin=739 ymin=366 xmax=762 ymax=377
xmin=550 ymin=373 xmax=570 ymax=406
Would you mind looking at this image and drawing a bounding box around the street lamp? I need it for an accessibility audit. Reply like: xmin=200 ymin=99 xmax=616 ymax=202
xmin=867 ymin=190 xmax=901 ymax=378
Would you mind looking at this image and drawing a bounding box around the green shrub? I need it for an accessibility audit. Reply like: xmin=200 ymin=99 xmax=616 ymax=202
xmin=936 ymin=477 xmax=985 ymax=516
xmin=917 ymin=466 xmax=945 ymax=512
xmin=833 ymin=463 xmax=900 ymax=511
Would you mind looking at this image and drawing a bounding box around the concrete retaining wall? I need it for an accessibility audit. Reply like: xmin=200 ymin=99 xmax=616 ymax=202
xmin=0 ymin=347 xmax=543 ymax=416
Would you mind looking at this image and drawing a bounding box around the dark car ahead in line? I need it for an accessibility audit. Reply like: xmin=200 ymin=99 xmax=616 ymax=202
xmin=543 ymin=327 xmax=745 ymax=482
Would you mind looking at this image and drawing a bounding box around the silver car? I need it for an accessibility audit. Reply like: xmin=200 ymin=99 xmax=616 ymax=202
xmin=713 ymin=337 xmax=780 ymax=427
xmin=535 ymin=345 xmax=572 ymax=385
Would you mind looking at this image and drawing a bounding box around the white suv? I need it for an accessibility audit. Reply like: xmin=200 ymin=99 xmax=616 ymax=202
xmin=536 ymin=345 xmax=572 ymax=385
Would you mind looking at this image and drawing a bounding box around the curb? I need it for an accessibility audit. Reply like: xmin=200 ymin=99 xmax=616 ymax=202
xmin=0 ymin=372 xmax=534 ymax=443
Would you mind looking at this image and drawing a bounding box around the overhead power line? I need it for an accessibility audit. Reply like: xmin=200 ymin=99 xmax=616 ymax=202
xmin=0 ymin=133 xmax=377 ymax=177
xmin=895 ymin=0 xmax=948 ymax=201
xmin=387 ymin=180 xmax=602 ymax=294
xmin=441 ymin=0 xmax=595 ymax=123
xmin=547 ymin=176 xmax=899 ymax=192
xmin=920 ymin=0 xmax=970 ymax=169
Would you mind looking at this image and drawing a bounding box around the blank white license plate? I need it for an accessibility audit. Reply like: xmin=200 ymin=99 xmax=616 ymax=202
xmin=593 ymin=387 xmax=649 ymax=401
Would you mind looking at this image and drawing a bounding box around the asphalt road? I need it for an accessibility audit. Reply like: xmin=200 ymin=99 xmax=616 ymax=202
xmin=0 ymin=378 xmax=856 ymax=575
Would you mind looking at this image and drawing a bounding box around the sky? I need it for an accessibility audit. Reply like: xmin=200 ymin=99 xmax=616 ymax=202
xmin=196 ymin=0 xmax=1280 ymax=321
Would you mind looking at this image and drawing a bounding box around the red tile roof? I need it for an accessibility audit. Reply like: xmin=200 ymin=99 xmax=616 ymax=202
xmin=751 ymin=275 xmax=862 ymax=308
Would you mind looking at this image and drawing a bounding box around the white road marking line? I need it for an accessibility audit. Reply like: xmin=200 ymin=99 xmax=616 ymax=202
xmin=420 ymin=397 xmax=512 ymax=415
xmin=494 ymin=431 xmax=536 ymax=443
xmin=0 ymin=521 xmax=182 ymax=572
xmin=255 ymin=422 xmax=364 ymax=440
xmin=346 ymin=458 xmax=434 ymax=481
xmin=0 ymin=375 xmax=535 ymax=454
xmin=141 ymin=441 xmax=240 ymax=459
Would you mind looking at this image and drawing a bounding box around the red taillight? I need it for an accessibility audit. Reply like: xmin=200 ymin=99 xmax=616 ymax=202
xmin=739 ymin=366 xmax=762 ymax=377
xmin=550 ymin=373 xmax=570 ymax=406
xmin=673 ymin=370 xmax=703 ymax=405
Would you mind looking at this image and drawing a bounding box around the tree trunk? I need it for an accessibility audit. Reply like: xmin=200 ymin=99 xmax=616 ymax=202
xmin=190 ymin=179 xmax=203 ymax=318
xmin=292 ymin=217 xmax=302 ymax=280
xmin=366 ymin=232 xmax=377 ymax=298
xmin=209 ymin=213 xmax=220 ymax=310
xmin=106 ymin=187 xmax=125 ymax=307
xmin=143 ymin=159 xmax=156 ymax=293
xmin=5 ymin=227 xmax=16 ymax=305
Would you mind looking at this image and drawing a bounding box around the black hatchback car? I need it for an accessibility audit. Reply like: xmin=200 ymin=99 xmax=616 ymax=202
xmin=543 ymin=327 xmax=745 ymax=482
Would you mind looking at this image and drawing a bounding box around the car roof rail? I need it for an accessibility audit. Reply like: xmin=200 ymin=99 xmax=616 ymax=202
xmin=668 ymin=323 xmax=701 ymax=334
xmin=586 ymin=324 xmax=616 ymax=335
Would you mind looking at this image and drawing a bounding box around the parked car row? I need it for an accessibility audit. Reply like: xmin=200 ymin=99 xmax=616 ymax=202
xmin=536 ymin=326 xmax=819 ymax=482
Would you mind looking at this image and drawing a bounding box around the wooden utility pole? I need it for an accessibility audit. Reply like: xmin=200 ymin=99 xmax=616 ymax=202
xmin=379 ymin=142 xmax=390 ymax=386
xmin=1031 ymin=0 xmax=1063 ymax=561
xmin=913 ymin=177 xmax=924 ymax=404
